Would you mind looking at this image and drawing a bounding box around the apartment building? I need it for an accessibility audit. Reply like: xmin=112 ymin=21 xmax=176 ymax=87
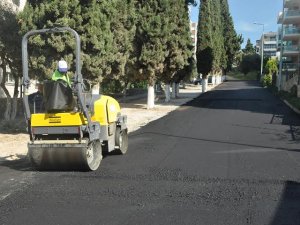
xmin=255 ymin=40 xmax=261 ymax=55
xmin=277 ymin=0 xmax=300 ymax=93
xmin=256 ymin=32 xmax=278 ymax=58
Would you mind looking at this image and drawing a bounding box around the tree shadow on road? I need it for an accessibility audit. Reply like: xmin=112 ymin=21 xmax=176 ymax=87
xmin=0 ymin=155 xmax=32 ymax=171
xmin=185 ymin=82 xmax=300 ymax=128
xmin=131 ymin=131 xmax=300 ymax=153
xmin=269 ymin=181 xmax=300 ymax=225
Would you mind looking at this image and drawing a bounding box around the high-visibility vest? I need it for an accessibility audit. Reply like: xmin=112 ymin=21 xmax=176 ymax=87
xmin=51 ymin=70 xmax=71 ymax=86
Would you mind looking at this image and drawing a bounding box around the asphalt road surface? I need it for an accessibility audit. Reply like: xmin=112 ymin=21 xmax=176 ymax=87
xmin=1 ymin=81 xmax=300 ymax=225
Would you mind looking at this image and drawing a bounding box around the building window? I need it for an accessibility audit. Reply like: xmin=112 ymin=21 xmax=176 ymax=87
xmin=264 ymin=44 xmax=277 ymax=49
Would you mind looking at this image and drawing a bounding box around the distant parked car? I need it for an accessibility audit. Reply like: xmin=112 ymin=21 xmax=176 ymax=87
xmin=194 ymin=78 xmax=202 ymax=85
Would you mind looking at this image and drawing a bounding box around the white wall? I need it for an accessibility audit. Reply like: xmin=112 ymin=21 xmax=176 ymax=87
xmin=281 ymin=74 xmax=298 ymax=92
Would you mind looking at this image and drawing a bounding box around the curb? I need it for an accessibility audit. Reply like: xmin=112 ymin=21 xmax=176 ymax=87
xmin=282 ymin=99 xmax=300 ymax=115
xmin=157 ymin=83 xmax=223 ymax=107
xmin=117 ymin=82 xmax=224 ymax=105
xmin=177 ymin=82 xmax=223 ymax=106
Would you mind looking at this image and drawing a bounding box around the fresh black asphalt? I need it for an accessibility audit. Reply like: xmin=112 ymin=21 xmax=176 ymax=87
xmin=1 ymin=80 xmax=300 ymax=225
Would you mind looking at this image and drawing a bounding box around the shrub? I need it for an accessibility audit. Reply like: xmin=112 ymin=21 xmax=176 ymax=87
xmin=262 ymin=74 xmax=272 ymax=87
xmin=101 ymin=79 xmax=123 ymax=94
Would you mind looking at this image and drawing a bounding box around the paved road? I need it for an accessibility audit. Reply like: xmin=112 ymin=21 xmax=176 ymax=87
xmin=1 ymin=81 xmax=300 ymax=225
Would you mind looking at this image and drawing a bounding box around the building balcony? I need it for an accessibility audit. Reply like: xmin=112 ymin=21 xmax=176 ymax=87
xmin=264 ymin=40 xmax=277 ymax=45
xmin=284 ymin=0 xmax=300 ymax=9
xmin=282 ymin=56 xmax=294 ymax=63
xmin=283 ymin=26 xmax=300 ymax=40
xmin=264 ymin=49 xmax=277 ymax=52
xmin=283 ymin=10 xmax=300 ymax=24
xmin=283 ymin=45 xmax=300 ymax=56
xmin=282 ymin=63 xmax=299 ymax=72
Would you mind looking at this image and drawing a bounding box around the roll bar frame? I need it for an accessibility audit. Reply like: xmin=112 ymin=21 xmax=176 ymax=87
xmin=22 ymin=27 xmax=99 ymax=141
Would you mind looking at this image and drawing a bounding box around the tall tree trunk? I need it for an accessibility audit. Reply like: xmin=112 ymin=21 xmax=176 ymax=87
xmin=0 ymin=65 xmax=10 ymax=98
xmin=4 ymin=97 xmax=12 ymax=120
xmin=164 ymin=83 xmax=171 ymax=102
xmin=122 ymin=81 xmax=130 ymax=98
xmin=171 ymin=83 xmax=176 ymax=99
xmin=10 ymin=97 xmax=17 ymax=120
xmin=10 ymin=75 xmax=19 ymax=120
xmin=92 ymin=83 xmax=100 ymax=94
xmin=0 ymin=65 xmax=12 ymax=120
xmin=175 ymin=83 xmax=180 ymax=98
xmin=147 ymin=85 xmax=155 ymax=109
xmin=202 ymin=78 xmax=208 ymax=93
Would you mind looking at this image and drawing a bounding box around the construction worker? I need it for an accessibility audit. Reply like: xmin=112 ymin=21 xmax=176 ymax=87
xmin=52 ymin=60 xmax=71 ymax=87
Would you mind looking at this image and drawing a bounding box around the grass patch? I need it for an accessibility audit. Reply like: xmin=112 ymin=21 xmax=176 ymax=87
xmin=227 ymin=71 xmax=258 ymax=81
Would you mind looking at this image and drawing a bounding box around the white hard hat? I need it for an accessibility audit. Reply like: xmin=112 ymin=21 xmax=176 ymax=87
xmin=58 ymin=60 xmax=68 ymax=73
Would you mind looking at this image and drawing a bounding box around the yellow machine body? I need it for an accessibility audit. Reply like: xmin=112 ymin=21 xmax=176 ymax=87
xmin=30 ymin=95 xmax=121 ymax=127
xmin=31 ymin=112 xmax=87 ymax=127
xmin=91 ymin=95 xmax=121 ymax=126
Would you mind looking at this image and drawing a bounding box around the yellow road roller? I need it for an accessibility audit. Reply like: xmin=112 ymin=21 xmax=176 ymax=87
xmin=22 ymin=27 xmax=128 ymax=171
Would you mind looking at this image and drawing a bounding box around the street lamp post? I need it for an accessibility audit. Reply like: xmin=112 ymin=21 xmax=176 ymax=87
xmin=254 ymin=22 xmax=265 ymax=79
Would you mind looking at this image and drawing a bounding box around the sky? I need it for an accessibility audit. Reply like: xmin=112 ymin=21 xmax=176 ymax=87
xmin=189 ymin=0 xmax=283 ymax=48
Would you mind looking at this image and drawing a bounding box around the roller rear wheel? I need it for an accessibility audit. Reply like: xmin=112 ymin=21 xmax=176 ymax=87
xmin=83 ymin=140 xmax=102 ymax=171
xmin=115 ymin=127 xmax=128 ymax=154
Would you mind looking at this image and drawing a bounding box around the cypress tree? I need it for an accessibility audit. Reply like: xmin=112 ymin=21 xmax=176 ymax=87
xmin=18 ymin=0 xmax=116 ymax=85
xmin=211 ymin=0 xmax=225 ymax=74
xmin=135 ymin=0 xmax=169 ymax=108
xmin=102 ymin=0 xmax=137 ymax=93
xmin=197 ymin=0 xmax=241 ymax=90
xmin=220 ymin=0 xmax=241 ymax=73
xmin=18 ymin=0 xmax=198 ymax=105
xmin=196 ymin=0 xmax=214 ymax=92
xmin=243 ymin=38 xmax=256 ymax=55
xmin=161 ymin=0 xmax=193 ymax=100
xmin=162 ymin=0 xmax=193 ymax=83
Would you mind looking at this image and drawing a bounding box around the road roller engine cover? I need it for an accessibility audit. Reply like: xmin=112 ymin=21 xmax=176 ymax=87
xmin=22 ymin=27 xmax=128 ymax=171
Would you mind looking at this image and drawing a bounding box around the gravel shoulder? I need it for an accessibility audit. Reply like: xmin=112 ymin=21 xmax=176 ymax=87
xmin=0 ymin=84 xmax=216 ymax=162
